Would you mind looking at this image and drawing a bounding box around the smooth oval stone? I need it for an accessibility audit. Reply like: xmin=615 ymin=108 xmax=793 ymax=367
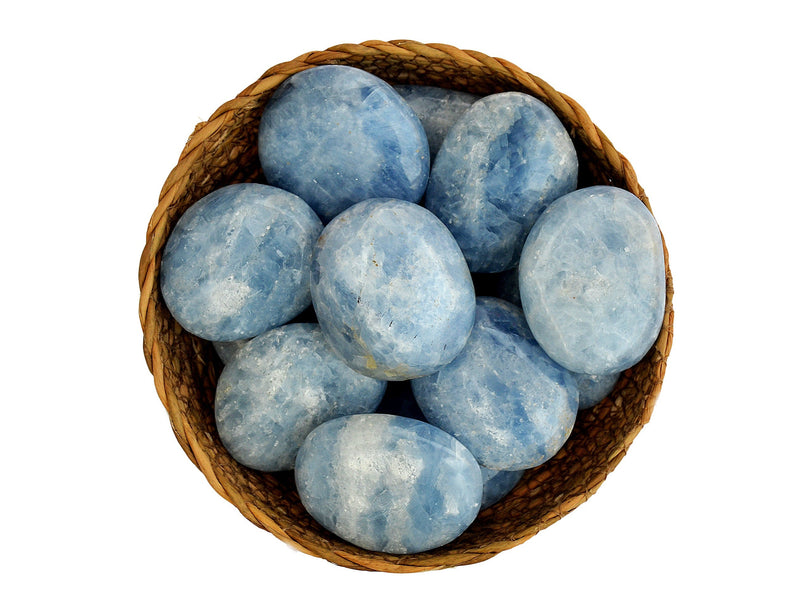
xmin=160 ymin=183 xmax=322 ymax=342
xmin=412 ymin=297 xmax=579 ymax=470
xmin=575 ymin=372 xmax=620 ymax=410
xmin=394 ymin=85 xmax=479 ymax=157
xmin=519 ymin=186 xmax=666 ymax=375
xmin=258 ymin=65 xmax=429 ymax=223
xmin=295 ymin=414 xmax=482 ymax=554
xmin=212 ymin=338 xmax=251 ymax=365
xmin=215 ymin=324 xmax=386 ymax=472
xmin=425 ymin=92 xmax=579 ymax=273
xmin=311 ymin=199 xmax=476 ymax=380
xmin=481 ymin=467 xmax=525 ymax=510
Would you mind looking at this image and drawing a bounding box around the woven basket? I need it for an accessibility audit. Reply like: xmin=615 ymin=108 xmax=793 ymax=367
xmin=138 ymin=40 xmax=674 ymax=572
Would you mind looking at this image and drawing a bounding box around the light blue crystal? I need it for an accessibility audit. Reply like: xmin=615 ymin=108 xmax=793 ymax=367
xmin=212 ymin=338 xmax=251 ymax=365
xmin=425 ymin=92 xmax=579 ymax=273
xmin=258 ymin=65 xmax=429 ymax=223
xmin=518 ymin=186 xmax=666 ymax=375
xmin=160 ymin=183 xmax=322 ymax=342
xmin=394 ymin=85 xmax=479 ymax=157
xmin=310 ymin=199 xmax=476 ymax=381
xmin=412 ymin=297 xmax=579 ymax=471
xmin=481 ymin=467 xmax=525 ymax=510
xmin=215 ymin=324 xmax=386 ymax=472
xmin=575 ymin=372 xmax=620 ymax=410
xmin=295 ymin=414 xmax=482 ymax=554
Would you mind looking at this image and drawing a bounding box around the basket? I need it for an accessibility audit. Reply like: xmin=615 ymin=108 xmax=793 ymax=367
xmin=138 ymin=40 xmax=674 ymax=572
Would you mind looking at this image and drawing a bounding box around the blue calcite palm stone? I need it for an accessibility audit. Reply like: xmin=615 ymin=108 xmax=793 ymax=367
xmin=519 ymin=185 xmax=666 ymax=375
xmin=480 ymin=467 xmax=525 ymax=510
xmin=310 ymin=199 xmax=476 ymax=380
xmin=215 ymin=324 xmax=386 ymax=472
xmin=212 ymin=338 xmax=251 ymax=365
xmin=295 ymin=414 xmax=482 ymax=554
xmin=412 ymin=297 xmax=579 ymax=471
xmin=258 ymin=65 xmax=429 ymax=223
xmin=425 ymin=92 xmax=579 ymax=273
xmin=160 ymin=183 xmax=322 ymax=342
xmin=394 ymin=85 xmax=479 ymax=157
xmin=575 ymin=372 xmax=620 ymax=410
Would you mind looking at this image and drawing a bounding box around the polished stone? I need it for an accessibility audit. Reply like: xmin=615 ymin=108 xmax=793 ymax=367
xmin=425 ymin=92 xmax=578 ymax=273
xmin=258 ymin=65 xmax=429 ymax=223
xmin=160 ymin=183 xmax=322 ymax=342
xmin=213 ymin=338 xmax=251 ymax=364
xmin=412 ymin=297 xmax=578 ymax=470
xmin=295 ymin=414 xmax=482 ymax=554
xmin=481 ymin=467 xmax=525 ymax=510
xmin=519 ymin=186 xmax=666 ymax=375
xmin=311 ymin=199 xmax=476 ymax=380
xmin=394 ymin=85 xmax=479 ymax=157
xmin=215 ymin=324 xmax=386 ymax=472
xmin=575 ymin=372 xmax=620 ymax=409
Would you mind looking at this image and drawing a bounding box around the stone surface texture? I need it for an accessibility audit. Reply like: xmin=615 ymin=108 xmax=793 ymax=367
xmin=480 ymin=467 xmax=525 ymax=510
xmin=213 ymin=338 xmax=251 ymax=365
xmin=258 ymin=65 xmax=429 ymax=223
xmin=425 ymin=92 xmax=578 ymax=273
xmin=160 ymin=183 xmax=322 ymax=342
xmin=311 ymin=199 xmax=476 ymax=380
xmin=295 ymin=414 xmax=482 ymax=554
xmin=394 ymin=85 xmax=479 ymax=157
xmin=412 ymin=297 xmax=579 ymax=470
xmin=575 ymin=372 xmax=620 ymax=410
xmin=519 ymin=185 xmax=666 ymax=375
xmin=215 ymin=324 xmax=386 ymax=472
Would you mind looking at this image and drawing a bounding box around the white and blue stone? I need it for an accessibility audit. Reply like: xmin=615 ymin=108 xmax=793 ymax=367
xmin=215 ymin=324 xmax=386 ymax=472
xmin=412 ymin=297 xmax=579 ymax=471
xmin=160 ymin=183 xmax=322 ymax=342
xmin=519 ymin=186 xmax=666 ymax=375
xmin=425 ymin=92 xmax=579 ymax=273
xmin=394 ymin=85 xmax=479 ymax=157
xmin=212 ymin=338 xmax=251 ymax=365
xmin=295 ymin=414 xmax=482 ymax=554
xmin=575 ymin=372 xmax=620 ymax=410
xmin=258 ymin=65 xmax=430 ymax=223
xmin=480 ymin=467 xmax=525 ymax=510
xmin=310 ymin=199 xmax=476 ymax=381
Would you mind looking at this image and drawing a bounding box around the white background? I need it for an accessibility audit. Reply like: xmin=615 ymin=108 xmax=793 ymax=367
xmin=3 ymin=1 xmax=798 ymax=594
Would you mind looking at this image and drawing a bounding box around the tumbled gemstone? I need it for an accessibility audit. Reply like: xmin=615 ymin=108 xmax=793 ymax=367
xmin=480 ymin=467 xmax=525 ymax=510
xmin=412 ymin=297 xmax=579 ymax=470
xmin=575 ymin=372 xmax=620 ymax=409
xmin=310 ymin=199 xmax=476 ymax=380
xmin=160 ymin=183 xmax=322 ymax=342
xmin=425 ymin=92 xmax=578 ymax=273
xmin=519 ymin=186 xmax=666 ymax=375
xmin=394 ymin=85 xmax=479 ymax=157
xmin=295 ymin=414 xmax=482 ymax=554
xmin=215 ymin=324 xmax=386 ymax=472
xmin=258 ymin=65 xmax=429 ymax=223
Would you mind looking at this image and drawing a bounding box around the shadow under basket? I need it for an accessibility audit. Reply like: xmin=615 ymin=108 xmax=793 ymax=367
xmin=138 ymin=40 xmax=675 ymax=573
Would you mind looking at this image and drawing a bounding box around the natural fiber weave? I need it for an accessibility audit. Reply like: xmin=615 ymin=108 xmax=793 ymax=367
xmin=138 ymin=40 xmax=674 ymax=572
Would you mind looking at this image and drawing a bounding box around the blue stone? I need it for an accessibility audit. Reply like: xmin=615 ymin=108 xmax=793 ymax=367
xmin=480 ymin=467 xmax=525 ymax=510
xmin=425 ymin=92 xmax=579 ymax=273
xmin=394 ymin=85 xmax=479 ymax=157
xmin=215 ymin=324 xmax=386 ymax=472
xmin=258 ymin=65 xmax=430 ymax=223
xmin=575 ymin=372 xmax=620 ymax=410
xmin=295 ymin=414 xmax=482 ymax=554
xmin=160 ymin=183 xmax=322 ymax=342
xmin=412 ymin=297 xmax=579 ymax=470
xmin=213 ymin=338 xmax=251 ymax=365
xmin=518 ymin=186 xmax=666 ymax=375
xmin=311 ymin=199 xmax=476 ymax=381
